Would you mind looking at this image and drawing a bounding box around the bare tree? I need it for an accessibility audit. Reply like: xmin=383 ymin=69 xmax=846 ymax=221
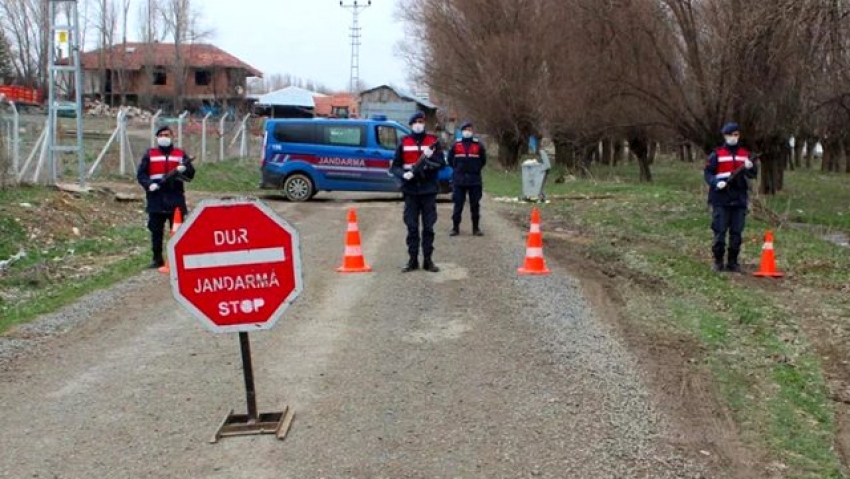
xmin=0 ymin=0 xmax=50 ymax=88
xmin=160 ymin=0 xmax=211 ymax=111
xmin=113 ymin=0 xmax=131 ymax=105
xmin=399 ymin=0 xmax=547 ymax=168
xmin=601 ymin=0 xmax=841 ymax=191
xmin=0 ymin=28 xmax=15 ymax=81
xmin=92 ymin=0 xmax=117 ymax=103
xmin=135 ymin=0 xmax=164 ymax=109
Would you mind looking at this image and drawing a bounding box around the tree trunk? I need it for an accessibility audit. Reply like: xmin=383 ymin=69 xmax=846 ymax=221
xmin=601 ymin=139 xmax=613 ymax=166
xmin=792 ymin=137 xmax=804 ymax=169
xmin=648 ymin=141 xmax=657 ymax=165
xmin=844 ymin=140 xmax=850 ymax=173
xmin=553 ymin=136 xmax=578 ymax=174
xmin=580 ymin=144 xmax=596 ymax=177
xmin=628 ymin=135 xmax=652 ymax=182
xmin=822 ymin=140 xmax=840 ymax=172
xmin=613 ymin=140 xmax=625 ymax=166
xmin=805 ymin=140 xmax=814 ymax=169
xmin=757 ymin=137 xmax=786 ymax=195
xmin=496 ymin=134 xmax=522 ymax=169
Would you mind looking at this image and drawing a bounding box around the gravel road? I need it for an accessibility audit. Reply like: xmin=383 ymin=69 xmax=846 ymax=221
xmin=0 ymin=193 xmax=715 ymax=478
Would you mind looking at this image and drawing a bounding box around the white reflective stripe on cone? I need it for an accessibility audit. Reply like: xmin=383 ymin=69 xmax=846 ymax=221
xmin=525 ymin=247 xmax=543 ymax=258
xmin=530 ymin=224 xmax=541 ymax=233
xmin=763 ymin=242 xmax=774 ymax=250
xmin=345 ymin=246 xmax=362 ymax=256
xmin=347 ymin=223 xmax=359 ymax=232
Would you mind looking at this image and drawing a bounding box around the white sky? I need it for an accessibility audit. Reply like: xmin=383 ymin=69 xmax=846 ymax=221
xmin=155 ymin=0 xmax=410 ymax=92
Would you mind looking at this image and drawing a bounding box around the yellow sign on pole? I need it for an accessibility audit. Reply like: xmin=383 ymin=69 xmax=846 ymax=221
xmin=58 ymin=31 xmax=68 ymax=45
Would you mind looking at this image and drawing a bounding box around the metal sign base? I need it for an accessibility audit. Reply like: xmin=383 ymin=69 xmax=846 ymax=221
xmin=210 ymin=405 xmax=294 ymax=443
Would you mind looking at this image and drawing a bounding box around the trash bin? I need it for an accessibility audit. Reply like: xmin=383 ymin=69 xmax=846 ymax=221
xmin=521 ymin=150 xmax=551 ymax=202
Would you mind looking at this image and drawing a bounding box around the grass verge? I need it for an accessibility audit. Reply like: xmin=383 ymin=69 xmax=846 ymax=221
xmin=0 ymin=158 xmax=259 ymax=333
xmin=485 ymin=159 xmax=850 ymax=478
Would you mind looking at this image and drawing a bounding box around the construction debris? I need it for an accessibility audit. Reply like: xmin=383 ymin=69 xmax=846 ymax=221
xmin=85 ymin=101 xmax=154 ymax=122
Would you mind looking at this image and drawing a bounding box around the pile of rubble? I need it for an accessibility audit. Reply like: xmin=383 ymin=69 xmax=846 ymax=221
xmin=85 ymin=101 xmax=154 ymax=122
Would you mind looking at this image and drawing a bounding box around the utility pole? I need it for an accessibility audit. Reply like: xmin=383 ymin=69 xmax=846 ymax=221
xmin=339 ymin=0 xmax=371 ymax=94
xmin=46 ymin=0 xmax=85 ymax=187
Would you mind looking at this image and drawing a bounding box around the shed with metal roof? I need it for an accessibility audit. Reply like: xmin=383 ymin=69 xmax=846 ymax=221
xmin=359 ymin=85 xmax=439 ymax=129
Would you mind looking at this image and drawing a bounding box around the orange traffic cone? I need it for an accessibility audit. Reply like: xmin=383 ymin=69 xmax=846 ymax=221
xmin=170 ymin=207 xmax=183 ymax=235
xmin=158 ymin=208 xmax=183 ymax=274
xmin=336 ymin=208 xmax=372 ymax=273
xmin=518 ymin=207 xmax=551 ymax=275
xmin=753 ymin=230 xmax=784 ymax=277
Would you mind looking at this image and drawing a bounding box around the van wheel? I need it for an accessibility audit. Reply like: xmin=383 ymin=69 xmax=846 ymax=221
xmin=283 ymin=174 xmax=314 ymax=202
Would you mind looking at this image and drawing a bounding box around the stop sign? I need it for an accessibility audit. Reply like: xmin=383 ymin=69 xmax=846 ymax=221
xmin=168 ymin=198 xmax=303 ymax=333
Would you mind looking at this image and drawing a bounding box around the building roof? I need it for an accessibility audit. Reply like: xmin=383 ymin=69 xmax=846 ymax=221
xmin=314 ymin=93 xmax=358 ymax=116
xmin=79 ymin=42 xmax=263 ymax=77
xmin=360 ymin=84 xmax=437 ymax=110
xmin=255 ymin=86 xmax=324 ymax=107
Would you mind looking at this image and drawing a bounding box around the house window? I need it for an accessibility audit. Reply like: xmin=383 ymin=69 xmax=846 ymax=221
xmin=152 ymin=67 xmax=166 ymax=86
xmin=195 ymin=70 xmax=212 ymax=86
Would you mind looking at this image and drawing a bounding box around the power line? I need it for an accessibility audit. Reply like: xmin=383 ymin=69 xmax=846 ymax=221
xmin=339 ymin=0 xmax=371 ymax=93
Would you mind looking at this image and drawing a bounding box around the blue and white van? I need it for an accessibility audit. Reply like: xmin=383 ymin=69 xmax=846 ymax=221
xmin=259 ymin=117 xmax=453 ymax=201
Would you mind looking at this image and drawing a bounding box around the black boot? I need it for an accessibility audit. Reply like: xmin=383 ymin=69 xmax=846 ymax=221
xmin=149 ymin=256 xmax=165 ymax=269
xmin=423 ymin=257 xmax=440 ymax=272
xmin=472 ymin=218 xmax=483 ymax=235
xmin=712 ymin=249 xmax=724 ymax=272
xmin=726 ymin=249 xmax=741 ymax=273
xmin=449 ymin=223 xmax=459 ymax=236
xmin=402 ymin=256 xmax=419 ymax=273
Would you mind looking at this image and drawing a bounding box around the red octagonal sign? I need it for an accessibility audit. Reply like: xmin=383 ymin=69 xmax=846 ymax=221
xmin=168 ymin=198 xmax=303 ymax=333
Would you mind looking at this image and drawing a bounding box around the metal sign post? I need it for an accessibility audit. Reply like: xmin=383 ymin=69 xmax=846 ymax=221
xmin=210 ymin=331 xmax=294 ymax=443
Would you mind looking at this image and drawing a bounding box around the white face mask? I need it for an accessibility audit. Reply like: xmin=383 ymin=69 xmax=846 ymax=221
xmin=157 ymin=136 xmax=173 ymax=148
xmin=411 ymin=123 xmax=425 ymax=134
xmin=724 ymin=135 xmax=738 ymax=146
xmin=462 ymin=130 xmax=473 ymax=139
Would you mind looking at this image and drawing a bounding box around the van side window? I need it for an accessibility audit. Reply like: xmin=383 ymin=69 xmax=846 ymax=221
xmin=273 ymin=123 xmax=317 ymax=143
xmin=322 ymin=125 xmax=365 ymax=147
xmin=377 ymin=126 xmax=399 ymax=150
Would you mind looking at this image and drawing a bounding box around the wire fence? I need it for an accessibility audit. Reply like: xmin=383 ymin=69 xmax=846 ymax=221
xmin=0 ymin=101 xmax=265 ymax=187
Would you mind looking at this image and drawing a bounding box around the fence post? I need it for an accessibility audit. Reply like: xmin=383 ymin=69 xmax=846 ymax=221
xmin=177 ymin=110 xmax=189 ymax=148
xmin=201 ymin=111 xmax=213 ymax=163
xmin=119 ymin=108 xmax=128 ymax=176
xmin=219 ymin=113 xmax=229 ymax=161
xmin=150 ymin=109 xmax=162 ymax=147
xmin=240 ymin=114 xmax=251 ymax=159
xmin=6 ymin=100 xmax=20 ymax=177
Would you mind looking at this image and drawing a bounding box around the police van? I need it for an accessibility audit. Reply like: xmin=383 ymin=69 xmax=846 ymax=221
xmin=260 ymin=117 xmax=453 ymax=201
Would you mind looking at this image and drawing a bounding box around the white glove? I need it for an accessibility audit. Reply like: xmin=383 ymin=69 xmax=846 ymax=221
xmin=423 ymin=146 xmax=434 ymax=158
xmin=148 ymin=183 xmax=160 ymax=192
xmin=176 ymin=165 xmax=187 ymax=173
xmin=716 ymin=180 xmax=727 ymax=190
xmin=744 ymin=159 xmax=753 ymax=170
xmin=403 ymin=172 xmax=414 ymax=181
